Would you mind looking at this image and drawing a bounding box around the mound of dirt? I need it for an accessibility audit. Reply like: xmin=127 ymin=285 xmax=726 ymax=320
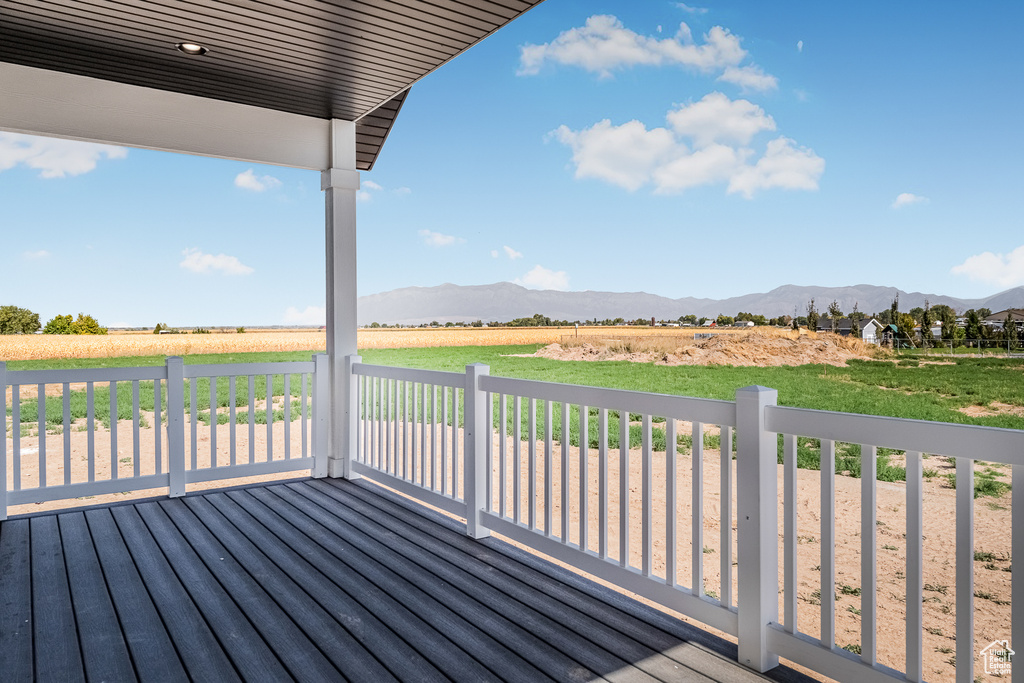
xmin=532 ymin=332 xmax=882 ymax=367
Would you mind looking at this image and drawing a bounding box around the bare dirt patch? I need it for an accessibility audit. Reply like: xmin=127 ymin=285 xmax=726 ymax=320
xmin=959 ymin=402 xmax=1024 ymax=418
xmin=530 ymin=331 xmax=884 ymax=368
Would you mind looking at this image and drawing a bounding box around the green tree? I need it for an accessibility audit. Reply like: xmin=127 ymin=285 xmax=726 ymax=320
xmin=909 ymin=306 xmax=925 ymax=324
xmin=0 ymin=305 xmax=42 ymax=334
xmin=965 ymin=309 xmax=982 ymax=343
xmin=72 ymin=314 xmax=108 ymax=335
xmin=826 ymin=300 xmax=843 ymax=333
xmin=933 ymin=305 xmax=957 ymax=342
xmin=43 ymin=314 xmax=76 ymax=334
xmin=1005 ymin=312 xmax=1018 ymax=349
xmin=897 ymin=313 xmax=918 ymax=348
xmin=920 ymin=300 xmax=934 ymax=348
xmin=805 ymin=299 xmax=819 ymax=331
xmin=849 ymin=302 xmax=863 ymax=338
xmin=889 ymin=294 xmax=900 ymax=327
xmin=716 ymin=314 xmax=734 ymax=326
xmin=977 ymin=308 xmax=992 ymax=320
xmin=153 ymin=322 xmax=168 ymax=334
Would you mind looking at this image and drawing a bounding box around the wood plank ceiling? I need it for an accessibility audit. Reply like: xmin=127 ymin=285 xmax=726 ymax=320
xmin=0 ymin=0 xmax=544 ymax=169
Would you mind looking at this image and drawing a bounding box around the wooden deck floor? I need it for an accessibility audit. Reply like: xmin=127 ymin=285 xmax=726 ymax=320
xmin=0 ymin=478 xmax=815 ymax=682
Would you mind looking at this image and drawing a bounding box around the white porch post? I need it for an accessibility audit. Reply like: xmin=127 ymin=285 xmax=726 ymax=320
xmin=322 ymin=119 xmax=360 ymax=479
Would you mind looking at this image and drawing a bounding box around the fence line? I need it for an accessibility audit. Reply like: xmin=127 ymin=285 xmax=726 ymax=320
xmin=1 ymin=355 xmax=327 ymax=517
xmin=347 ymin=356 xmax=1024 ymax=683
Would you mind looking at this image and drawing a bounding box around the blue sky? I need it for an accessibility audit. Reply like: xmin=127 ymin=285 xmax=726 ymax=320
xmin=3 ymin=1 xmax=1024 ymax=327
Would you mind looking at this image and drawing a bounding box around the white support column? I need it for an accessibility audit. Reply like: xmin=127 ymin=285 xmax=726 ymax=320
xmin=736 ymin=385 xmax=780 ymax=673
xmin=323 ymin=119 xmax=360 ymax=479
xmin=1 ymin=361 xmax=7 ymax=520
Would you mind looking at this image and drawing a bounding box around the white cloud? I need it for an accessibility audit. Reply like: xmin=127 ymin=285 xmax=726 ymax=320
xmin=726 ymin=136 xmax=826 ymax=198
xmin=952 ymin=246 xmax=1024 ymax=288
xmin=554 ymin=93 xmax=823 ymax=198
xmin=22 ymin=250 xmax=50 ymax=260
xmin=667 ymin=92 xmax=775 ymax=146
xmin=514 ymin=265 xmax=571 ymax=291
xmin=518 ymin=15 xmax=758 ymax=80
xmin=179 ymin=248 xmax=254 ymax=275
xmin=283 ymin=305 xmax=326 ymax=326
xmin=0 ymin=133 xmax=126 ymax=178
xmin=418 ymin=229 xmax=465 ymax=247
xmin=676 ymin=3 xmax=708 ymax=14
xmin=234 ymin=169 xmax=281 ymax=192
xmin=491 ymin=250 xmax=500 ymax=258
xmin=892 ymin=192 xmax=928 ymax=209
xmin=797 ymin=40 xmax=804 ymax=53
xmin=357 ymin=190 xmax=373 ymax=202
xmin=717 ymin=65 xmax=778 ymax=92
xmin=553 ymin=119 xmax=678 ymax=191
xmin=363 ymin=180 xmax=384 ymax=191
xmin=393 ymin=186 xmax=412 ymax=195
xmin=503 ymin=245 xmax=524 ymax=260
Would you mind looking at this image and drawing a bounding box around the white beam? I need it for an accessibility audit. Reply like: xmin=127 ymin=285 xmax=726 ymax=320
xmin=0 ymin=62 xmax=330 ymax=170
xmin=323 ymin=120 xmax=359 ymax=478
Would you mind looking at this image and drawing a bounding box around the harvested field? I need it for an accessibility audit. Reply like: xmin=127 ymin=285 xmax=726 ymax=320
xmin=0 ymin=326 xmax=766 ymax=361
xmin=533 ymin=330 xmax=887 ymax=367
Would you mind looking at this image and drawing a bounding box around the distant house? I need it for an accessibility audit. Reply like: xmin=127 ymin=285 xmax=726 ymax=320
xmin=734 ymin=320 xmax=755 ymax=327
xmin=983 ymin=308 xmax=1024 ymax=330
xmin=816 ymin=317 xmax=883 ymax=342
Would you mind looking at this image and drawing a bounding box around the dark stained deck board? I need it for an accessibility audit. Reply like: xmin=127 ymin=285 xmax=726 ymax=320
xmin=132 ymin=501 xmax=296 ymax=683
xmin=58 ymin=512 xmax=136 ymax=683
xmin=0 ymin=478 xmax=815 ymax=683
xmin=110 ymin=504 xmax=242 ymax=683
xmin=30 ymin=515 xmax=85 ymax=682
xmin=84 ymin=508 xmax=190 ymax=683
xmin=279 ymin=482 xmax=661 ymax=682
xmin=295 ymin=480 xmax=703 ymax=683
xmin=0 ymin=519 xmax=33 ymax=681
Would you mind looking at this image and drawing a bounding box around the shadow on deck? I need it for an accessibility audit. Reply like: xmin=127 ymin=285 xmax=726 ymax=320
xmin=0 ymin=478 xmax=817 ymax=682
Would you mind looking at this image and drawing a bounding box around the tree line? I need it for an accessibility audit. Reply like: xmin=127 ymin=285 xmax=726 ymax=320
xmin=0 ymin=305 xmax=107 ymax=335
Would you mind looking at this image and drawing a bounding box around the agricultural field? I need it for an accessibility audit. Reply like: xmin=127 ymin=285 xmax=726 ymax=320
xmin=0 ymin=325 xmax=760 ymax=361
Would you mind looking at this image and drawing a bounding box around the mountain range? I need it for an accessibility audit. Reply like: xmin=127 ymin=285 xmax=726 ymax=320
xmin=357 ymin=282 xmax=1024 ymax=326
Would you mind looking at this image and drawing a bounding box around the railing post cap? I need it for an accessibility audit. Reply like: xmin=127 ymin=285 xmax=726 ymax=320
xmin=736 ymin=385 xmax=776 ymax=395
xmin=467 ymin=362 xmax=489 ymax=371
xmin=166 ymin=356 xmax=183 ymax=364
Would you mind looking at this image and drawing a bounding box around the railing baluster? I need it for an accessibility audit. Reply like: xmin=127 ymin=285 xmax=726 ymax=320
xmin=266 ymin=374 xmax=274 ymax=462
xmin=248 ymin=376 xmax=255 ymax=465
xmin=209 ymin=376 xmax=217 ymax=467
xmin=619 ymin=409 xmax=629 ymax=567
xmin=821 ymin=439 xmax=836 ymax=649
xmin=109 ymin=381 xmax=117 ymax=480
xmin=420 ymin=382 xmax=427 ymax=485
xmin=38 ymin=383 xmax=46 ymax=488
xmin=580 ymin=405 xmax=589 ymax=552
xmin=666 ymin=417 xmax=677 ymax=586
xmin=229 ymin=376 xmax=237 ymax=466
xmin=499 ymin=394 xmax=507 ymax=518
xmin=12 ymin=385 xmax=20 ymax=491
xmin=374 ymin=378 xmax=380 ymax=470
xmin=861 ymin=444 xmax=877 ymax=664
xmin=406 ymin=381 xmax=412 ymax=480
xmin=692 ymin=421 xmax=703 ymax=592
xmin=413 ymin=383 xmax=420 ymax=484
xmin=86 ymin=383 xmax=93 ymax=482
xmin=283 ymin=374 xmax=291 ymax=460
xmin=154 ymin=380 xmax=162 ymax=474
xmin=720 ymin=425 xmax=732 ymax=605
xmin=906 ymin=451 xmax=923 ymax=683
xmin=430 ymin=384 xmax=437 ymax=491
xmin=485 ymin=391 xmax=492 ymax=512
xmin=642 ymin=414 xmax=652 ymax=576
xmin=599 ymin=408 xmax=609 ymax=559
xmin=956 ymin=457 xmax=974 ymax=683
xmin=544 ymin=400 xmax=553 ymax=536
xmin=513 ymin=394 xmax=520 ymax=523
xmin=528 ymin=398 xmax=537 ymax=529
xmin=784 ymin=433 xmax=798 ymax=633
xmin=561 ymin=401 xmax=570 ymax=544
xmin=441 ymin=386 xmax=448 ymax=495
xmin=132 ymin=380 xmax=141 ymax=478
xmin=62 ymin=383 xmax=71 ymax=486
xmin=190 ymin=378 xmax=197 ymax=470
xmin=452 ymin=388 xmax=460 ymax=500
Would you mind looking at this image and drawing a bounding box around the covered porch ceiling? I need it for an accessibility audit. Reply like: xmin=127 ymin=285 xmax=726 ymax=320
xmin=0 ymin=0 xmax=544 ymax=169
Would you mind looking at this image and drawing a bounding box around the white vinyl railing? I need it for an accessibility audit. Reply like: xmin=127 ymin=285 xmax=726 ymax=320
xmin=347 ymin=356 xmax=1024 ymax=683
xmin=1 ymin=355 xmax=327 ymax=517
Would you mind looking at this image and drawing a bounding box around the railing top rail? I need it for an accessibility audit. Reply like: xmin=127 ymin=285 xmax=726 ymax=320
xmin=352 ymin=362 xmax=465 ymax=388
xmin=766 ymin=404 xmax=1024 ymax=465
xmin=184 ymin=361 xmax=316 ymax=378
xmin=6 ymin=366 xmax=167 ymax=384
xmin=480 ymin=375 xmax=737 ymax=426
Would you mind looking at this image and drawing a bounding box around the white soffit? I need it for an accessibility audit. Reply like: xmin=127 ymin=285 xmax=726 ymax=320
xmin=0 ymin=62 xmax=332 ymax=170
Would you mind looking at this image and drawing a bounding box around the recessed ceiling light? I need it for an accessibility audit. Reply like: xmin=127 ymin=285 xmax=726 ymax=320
xmin=175 ymin=42 xmax=209 ymax=56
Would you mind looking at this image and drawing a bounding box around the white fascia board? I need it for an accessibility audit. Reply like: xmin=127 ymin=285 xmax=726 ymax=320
xmin=0 ymin=62 xmax=333 ymax=170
